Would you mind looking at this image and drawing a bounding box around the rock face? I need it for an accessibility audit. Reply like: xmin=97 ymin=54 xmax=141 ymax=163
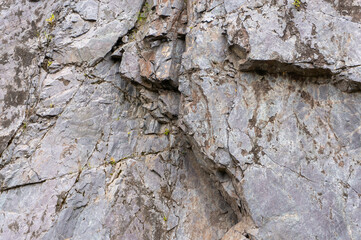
xmin=0 ymin=0 xmax=360 ymax=239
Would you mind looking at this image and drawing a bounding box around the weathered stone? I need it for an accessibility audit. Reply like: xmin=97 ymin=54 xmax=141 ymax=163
xmin=64 ymin=13 xmax=91 ymax=38
xmin=119 ymin=42 xmax=143 ymax=84
xmin=159 ymin=91 xmax=181 ymax=118
xmin=75 ymin=0 xmax=99 ymax=21
xmin=110 ymin=47 xmax=124 ymax=59
xmin=139 ymin=58 xmax=154 ymax=78
xmin=1 ymin=0 xmax=361 ymax=240
xmin=225 ymin=0 xmax=361 ymax=82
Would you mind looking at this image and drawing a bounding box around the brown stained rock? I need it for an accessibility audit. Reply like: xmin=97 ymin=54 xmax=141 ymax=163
xmin=139 ymin=58 xmax=154 ymax=78
xmin=222 ymin=217 xmax=258 ymax=240
xmin=156 ymin=59 xmax=172 ymax=80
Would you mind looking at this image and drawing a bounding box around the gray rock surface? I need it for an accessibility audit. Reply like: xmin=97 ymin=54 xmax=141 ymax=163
xmin=1 ymin=0 xmax=360 ymax=239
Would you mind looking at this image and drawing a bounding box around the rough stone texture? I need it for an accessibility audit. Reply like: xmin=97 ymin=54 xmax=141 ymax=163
xmin=1 ymin=0 xmax=360 ymax=239
xmin=224 ymin=0 xmax=361 ymax=86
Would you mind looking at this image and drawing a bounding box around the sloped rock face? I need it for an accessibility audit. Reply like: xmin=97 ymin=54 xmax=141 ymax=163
xmin=0 ymin=0 xmax=360 ymax=239
xmin=224 ymin=0 xmax=361 ymax=84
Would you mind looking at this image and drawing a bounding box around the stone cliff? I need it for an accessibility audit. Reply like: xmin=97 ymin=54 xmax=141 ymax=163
xmin=0 ymin=0 xmax=360 ymax=239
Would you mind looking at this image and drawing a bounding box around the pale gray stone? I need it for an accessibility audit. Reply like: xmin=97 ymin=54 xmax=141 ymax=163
xmin=1 ymin=0 xmax=360 ymax=240
xmin=75 ymin=0 xmax=99 ymax=21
